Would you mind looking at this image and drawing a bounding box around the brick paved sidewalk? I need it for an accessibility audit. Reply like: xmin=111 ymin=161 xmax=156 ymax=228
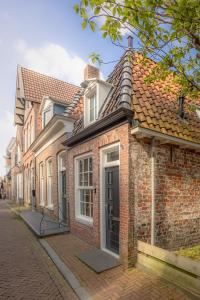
xmin=0 ymin=200 xmax=77 ymax=300
xmin=46 ymin=234 xmax=192 ymax=300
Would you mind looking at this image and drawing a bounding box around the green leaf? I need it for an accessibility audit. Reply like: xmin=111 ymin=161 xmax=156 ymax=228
xmin=89 ymin=21 xmax=96 ymax=32
xmin=82 ymin=20 xmax=88 ymax=30
xmin=73 ymin=4 xmax=79 ymax=14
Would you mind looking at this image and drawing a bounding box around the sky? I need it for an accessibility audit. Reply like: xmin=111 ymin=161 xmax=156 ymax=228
xmin=0 ymin=0 xmax=125 ymax=176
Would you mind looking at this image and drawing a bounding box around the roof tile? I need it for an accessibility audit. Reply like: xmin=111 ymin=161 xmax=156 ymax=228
xmin=20 ymin=67 xmax=80 ymax=104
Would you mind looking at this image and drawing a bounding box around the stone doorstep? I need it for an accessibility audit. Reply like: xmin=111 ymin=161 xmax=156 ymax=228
xmin=39 ymin=239 xmax=91 ymax=300
xmin=10 ymin=206 xmax=70 ymax=237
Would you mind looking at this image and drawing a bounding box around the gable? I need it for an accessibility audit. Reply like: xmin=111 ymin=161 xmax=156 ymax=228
xmin=21 ymin=67 xmax=80 ymax=103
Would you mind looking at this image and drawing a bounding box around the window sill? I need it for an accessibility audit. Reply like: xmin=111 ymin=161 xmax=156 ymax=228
xmin=75 ymin=216 xmax=93 ymax=227
xmin=39 ymin=203 xmax=45 ymax=207
xmin=46 ymin=205 xmax=54 ymax=211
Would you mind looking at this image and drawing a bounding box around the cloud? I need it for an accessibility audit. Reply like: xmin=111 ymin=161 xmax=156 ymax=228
xmin=0 ymin=110 xmax=16 ymax=176
xmin=15 ymin=40 xmax=86 ymax=85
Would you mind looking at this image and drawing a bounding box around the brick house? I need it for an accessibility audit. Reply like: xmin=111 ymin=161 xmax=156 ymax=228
xmin=63 ymin=48 xmax=200 ymax=266
xmin=9 ymin=45 xmax=200 ymax=267
xmin=14 ymin=66 xmax=80 ymax=215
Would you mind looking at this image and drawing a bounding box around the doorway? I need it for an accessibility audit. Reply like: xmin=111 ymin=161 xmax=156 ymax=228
xmin=100 ymin=143 xmax=120 ymax=256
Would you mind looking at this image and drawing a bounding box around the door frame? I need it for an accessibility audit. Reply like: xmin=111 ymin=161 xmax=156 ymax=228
xmin=57 ymin=151 xmax=67 ymax=222
xmin=100 ymin=142 xmax=120 ymax=258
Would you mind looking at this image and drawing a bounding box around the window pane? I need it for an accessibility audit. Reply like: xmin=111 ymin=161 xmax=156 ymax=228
xmin=107 ymin=150 xmax=119 ymax=162
xmin=89 ymin=95 xmax=96 ymax=122
xmin=86 ymin=202 xmax=90 ymax=217
xmin=89 ymin=172 xmax=93 ymax=186
xmin=79 ymin=173 xmax=83 ymax=186
xmin=89 ymin=158 xmax=92 ymax=171
xmin=84 ymin=172 xmax=88 ymax=186
xmin=84 ymin=158 xmax=88 ymax=171
xmin=85 ymin=190 xmax=90 ymax=202
xmin=79 ymin=160 xmax=83 ymax=173
xmin=90 ymin=107 xmax=94 ymax=122
xmin=80 ymin=201 xmax=85 ymax=215
xmin=79 ymin=189 xmax=93 ymax=218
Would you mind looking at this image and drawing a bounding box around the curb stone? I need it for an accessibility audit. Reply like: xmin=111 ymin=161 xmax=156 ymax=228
xmin=39 ymin=239 xmax=91 ymax=300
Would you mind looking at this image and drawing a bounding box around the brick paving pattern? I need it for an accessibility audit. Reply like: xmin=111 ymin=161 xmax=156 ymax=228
xmin=0 ymin=200 xmax=77 ymax=300
xmin=46 ymin=234 xmax=192 ymax=300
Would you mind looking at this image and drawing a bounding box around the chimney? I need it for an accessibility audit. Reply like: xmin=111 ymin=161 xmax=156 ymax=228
xmin=84 ymin=64 xmax=100 ymax=81
xmin=178 ymin=95 xmax=185 ymax=118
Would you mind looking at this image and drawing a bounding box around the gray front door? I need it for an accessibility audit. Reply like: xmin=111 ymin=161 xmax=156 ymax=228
xmin=61 ymin=171 xmax=67 ymax=223
xmin=105 ymin=166 xmax=120 ymax=254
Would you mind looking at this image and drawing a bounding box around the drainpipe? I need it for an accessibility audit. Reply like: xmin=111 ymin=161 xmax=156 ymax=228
xmin=150 ymin=137 xmax=156 ymax=245
xmin=31 ymin=157 xmax=36 ymax=212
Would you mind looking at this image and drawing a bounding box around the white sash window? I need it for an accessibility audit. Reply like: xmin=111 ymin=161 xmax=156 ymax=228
xmin=75 ymin=155 xmax=93 ymax=225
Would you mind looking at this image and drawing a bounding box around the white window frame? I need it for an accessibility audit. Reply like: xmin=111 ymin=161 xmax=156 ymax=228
xmin=42 ymin=105 xmax=53 ymax=128
xmin=57 ymin=150 xmax=66 ymax=221
xmin=100 ymin=143 xmax=120 ymax=258
xmin=75 ymin=153 xmax=93 ymax=225
xmin=39 ymin=163 xmax=45 ymax=206
xmin=84 ymin=85 xmax=98 ymax=127
xmin=46 ymin=158 xmax=53 ymax=209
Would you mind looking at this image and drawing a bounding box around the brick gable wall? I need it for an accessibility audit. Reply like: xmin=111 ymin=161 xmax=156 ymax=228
xmin=130 ymin=137 xmax=200 ymax=250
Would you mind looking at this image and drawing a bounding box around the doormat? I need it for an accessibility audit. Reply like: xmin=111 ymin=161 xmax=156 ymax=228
xmin=76 ymin=248 xmax=120 ymax=273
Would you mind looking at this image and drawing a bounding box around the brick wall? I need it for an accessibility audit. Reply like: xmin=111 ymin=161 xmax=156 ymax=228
xmin=130 ymin=137 xmax=200 ymax=250
xmin=67 ymin=123 xmax=135 ymax=265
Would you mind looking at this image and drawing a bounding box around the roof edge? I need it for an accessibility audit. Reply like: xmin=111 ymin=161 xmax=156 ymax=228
xmin=64 ymin=107 xmax=133 ymax=147
xmin=131 ymin=126 xmax=200 ymax=150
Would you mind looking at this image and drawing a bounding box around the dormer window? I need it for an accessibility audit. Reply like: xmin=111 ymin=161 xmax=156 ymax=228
xmin=83 ymin=80 xmax=112 ymax=127
xmin=84 ymin=86 xmax=98 ymax=126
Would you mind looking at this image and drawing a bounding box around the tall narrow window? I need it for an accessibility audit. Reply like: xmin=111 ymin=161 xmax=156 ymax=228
xmin=76 ymin=156 xmax=93 ymax=222
xmin=47 ymin=159 xmax=53 ymax=208
xmin=40 ymin=163 xmax=45 ymax=206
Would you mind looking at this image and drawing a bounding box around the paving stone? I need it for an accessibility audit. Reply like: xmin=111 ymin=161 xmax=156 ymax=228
xmin=46 ymin=233 xmax=192 ymax=300
xmin=0 ymin=200 xmax=77 ymax=300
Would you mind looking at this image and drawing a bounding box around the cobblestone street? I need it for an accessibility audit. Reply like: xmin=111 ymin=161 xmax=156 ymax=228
xmin=0 ymin=200 xmax=77 ymax=300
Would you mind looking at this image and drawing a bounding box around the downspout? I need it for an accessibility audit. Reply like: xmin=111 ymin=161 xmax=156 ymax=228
xmin=150 ymin=137 xmax=156 ymax=245
xmin=31 ymin=156 xmax=36 ymax=212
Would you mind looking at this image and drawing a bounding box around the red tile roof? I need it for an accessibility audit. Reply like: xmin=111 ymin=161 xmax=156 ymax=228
xmin=100 ymin=52 xmax=200 ymax=144
xmin=20 ymin=66 xmax=80 ymax=103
